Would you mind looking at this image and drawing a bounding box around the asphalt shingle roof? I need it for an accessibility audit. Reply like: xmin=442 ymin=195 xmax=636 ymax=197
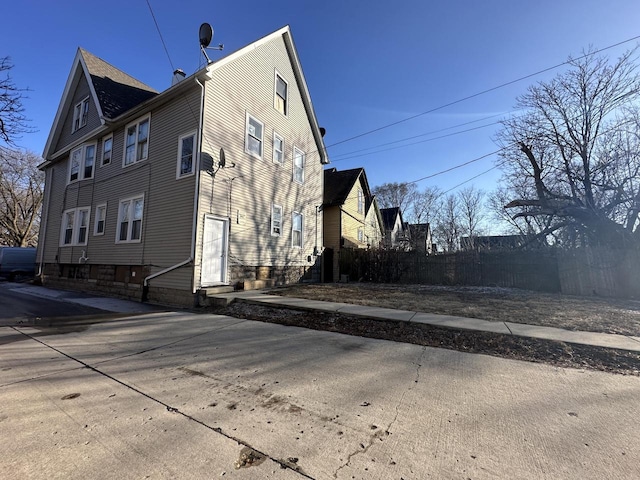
xmin=80 ymin=48 xmax=158 ymax=119
xmin=323 ymin=168 xmax=364 ymax=207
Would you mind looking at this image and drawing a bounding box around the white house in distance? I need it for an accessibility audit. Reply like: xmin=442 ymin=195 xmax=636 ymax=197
xmin=37 ymin=26 xmax=329 ymax=307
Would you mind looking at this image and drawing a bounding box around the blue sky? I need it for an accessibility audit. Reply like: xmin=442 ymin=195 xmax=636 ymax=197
xmin=3 ymin=0 xmax=640 ymax=216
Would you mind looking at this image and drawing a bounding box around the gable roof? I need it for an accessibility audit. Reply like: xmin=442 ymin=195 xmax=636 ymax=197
xmin=81 ymin=48 xmax=158 ymax=119
xmin=380 ymin=207 xmax=402 ymax=230
xmin=43 ymin=26 xmax=328 ymax=165
xmin=323 ymin=167 xmax=370 ymax=207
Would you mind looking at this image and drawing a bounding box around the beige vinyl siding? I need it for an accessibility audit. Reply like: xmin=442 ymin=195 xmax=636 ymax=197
xmin=322 ymin=206 xmax=341 ymax=252
xmin=42 ymin=84 xmax=201 ymax=292
xmin=195 ymin=35 xmax=323 ymax=286
xmin=54 ymin=73 xmax=102 ymax=153
xmin=341 ymin=180 xmax=367 ymax=248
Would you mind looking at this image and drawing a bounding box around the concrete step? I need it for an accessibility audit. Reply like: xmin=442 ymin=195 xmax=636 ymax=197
xmin=201 ymin=286 xmax=235 ymax=296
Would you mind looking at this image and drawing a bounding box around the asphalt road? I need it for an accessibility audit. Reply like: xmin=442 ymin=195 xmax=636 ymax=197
xmin=0 ymin=281 xmax=106 ymax=323
xmin=1 ymin=303 xmax=639 ymax=479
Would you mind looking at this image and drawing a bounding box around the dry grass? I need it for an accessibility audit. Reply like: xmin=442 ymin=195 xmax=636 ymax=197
xmin=269 ymin=283 xmax=640 ymax=337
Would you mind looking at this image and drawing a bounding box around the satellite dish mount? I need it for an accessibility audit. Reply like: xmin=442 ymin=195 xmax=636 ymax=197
xmin=199 ymin=23 xmax=223 ymax=64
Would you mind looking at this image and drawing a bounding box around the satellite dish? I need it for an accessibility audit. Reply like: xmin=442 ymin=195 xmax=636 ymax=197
xmin=219 ymin=148 xmax=226 ymax=168
xmin=199 ymin=23 xmax=213 ymax=48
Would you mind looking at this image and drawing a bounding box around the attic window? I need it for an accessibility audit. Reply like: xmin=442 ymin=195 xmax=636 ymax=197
xmin=72 ymin=97 xmax=90 ymax=133
xmin=274 ymin=72 xmax=288 ymax=115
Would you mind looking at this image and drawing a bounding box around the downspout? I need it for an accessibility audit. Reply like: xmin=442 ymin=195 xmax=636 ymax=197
xmin=37 ymin=167 xmax=53 ymax=279
xmin=142 ymin=74 xmax=207 ymax=301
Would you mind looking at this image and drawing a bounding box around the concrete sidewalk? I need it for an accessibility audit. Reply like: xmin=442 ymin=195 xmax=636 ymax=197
xmin=214 ymin=290 xmax=640 ymax=353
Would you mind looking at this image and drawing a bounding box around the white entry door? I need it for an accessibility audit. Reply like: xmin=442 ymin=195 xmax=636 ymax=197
xmin=201 ymin=216 xmax=228 ymax=286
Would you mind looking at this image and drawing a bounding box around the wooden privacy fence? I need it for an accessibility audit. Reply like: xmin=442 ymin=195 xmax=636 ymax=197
xmin=337 ymin=247 xmax=640 ymax=298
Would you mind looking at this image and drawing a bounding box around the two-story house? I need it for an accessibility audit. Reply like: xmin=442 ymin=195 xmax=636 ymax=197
xmin=322 ymin=167 xmax=382 ymax=281
xmin=380 ymin=207 xmax=409 ymax=249
xmin=37 ymin=26 xmax=328 ymax=307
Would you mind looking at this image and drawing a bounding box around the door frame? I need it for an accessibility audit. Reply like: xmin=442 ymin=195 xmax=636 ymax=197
xmin=200 ymin=214 xmax=229 ymax=287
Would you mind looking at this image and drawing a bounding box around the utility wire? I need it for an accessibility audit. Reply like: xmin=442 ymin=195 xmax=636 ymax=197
xmin=145 ymin=0 xmax=175 ymax=71
xmin=321 ymin=34 xmax=640 ymax=152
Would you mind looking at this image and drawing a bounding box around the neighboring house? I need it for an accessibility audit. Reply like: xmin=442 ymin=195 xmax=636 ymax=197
xmin=322 ymin=167 xmax=382 ymax=281
xmin=37 ymin=26 xmax=328 ymax=307
xmin=406 ymin=223 xmax=433 ymax=254
xmin=380 ymin=207 xmax=409 ymax=249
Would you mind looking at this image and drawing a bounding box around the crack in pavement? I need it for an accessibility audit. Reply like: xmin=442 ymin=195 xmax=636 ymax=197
xmin=9 ymin=326 xmax=316 ymax=479
xmin=332 ymin=346 xmax=427 ymax=479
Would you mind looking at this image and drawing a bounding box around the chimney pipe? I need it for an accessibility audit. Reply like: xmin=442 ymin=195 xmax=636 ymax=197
xmin=172 ymin=69 xmax=186 ymax=86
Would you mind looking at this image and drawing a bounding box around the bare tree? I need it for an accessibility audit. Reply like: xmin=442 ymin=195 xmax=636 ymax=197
xmin=458 ymin=186 xmax=485 ymax=246
xmin=433 ymin=193 xmax=462 ymax=252
xmin=373 ymin=181 xmax=440 ymax=223
xmin=0 ymin=57 xmax=31 ymax=146
xmin=496 ymin=47 xmax=640 ymax=248
xmin=0 ymin=148 xmax=44 ymax=246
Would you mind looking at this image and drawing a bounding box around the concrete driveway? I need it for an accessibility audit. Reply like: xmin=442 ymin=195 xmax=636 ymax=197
xmin=1 ymin=311 xmax=639 ymax=479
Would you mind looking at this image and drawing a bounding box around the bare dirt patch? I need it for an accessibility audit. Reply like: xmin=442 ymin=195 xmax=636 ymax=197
xmin=267 ymin=283 xmax=640 ymax=337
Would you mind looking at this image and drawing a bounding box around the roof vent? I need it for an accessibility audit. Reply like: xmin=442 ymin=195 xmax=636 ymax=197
xmin=172 ymin=69 xmax=186 ymax=86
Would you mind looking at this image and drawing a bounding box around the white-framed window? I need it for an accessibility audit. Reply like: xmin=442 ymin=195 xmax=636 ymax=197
xmin=116 ymin=195 xmax=144 ymax=243
xmin=177 ymin=131 xmax=196 ymax=178
xmin=358 ymin=227 xmax=364 ymax=243
xmin=60 ymin=207 xmax=91 ymax=246
xmin=101 ymin=136 xmax=113 ymax=166
xmin=94 ymin=204 xmax=107 ymax=236
xmin=274 ymin=71 xmax=288 ymax=115
xmin=292 ymin=211 xmax=303 ymax=248
xmin=357 ymin=188 xmax=364 ymax=214
xmin=271 ymin=204 xmax=283 ymax=236
xmin=245 ymin=113 xmax=263 ymax=159
xmin=293 ymin=147 xmax=305 ymax=184
xmin=273 ymin=132 xmax=284 ymax=165
xmin=69 ymin=143 xmax=96 ymax=183
xmin=72 ymin=97 xmax=90 ymax=133
xmin=124 ymin=116 xmax=150 ymax=166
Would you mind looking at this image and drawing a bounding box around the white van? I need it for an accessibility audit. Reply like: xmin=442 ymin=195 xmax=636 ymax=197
xmin=0 ymin=247 xmax=36 ymax=281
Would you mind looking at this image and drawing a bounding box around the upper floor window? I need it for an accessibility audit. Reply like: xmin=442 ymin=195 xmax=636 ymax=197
xmin=292 ymin=211 xmax=303 ymax=248
xmin=274 ymin=72 xmax=288 ymax=115
xmin=116 ymin=195 xmax=144 ymax=243
xmin=273 ymin=132 xmax=284 ymax=165
xmin=102 ymin=136 xmax=113 ymax=166
xmin=69 ymin=144 xmax=96 ymax=183
xmin=245 ymin=113 xmax=263 ymax=159
xmin=72 ymin=97 xmax=90 ymax=133
xmin=177 ymin=131 xmax=196 ymax=178
xmin=357 ymin=188 xmax=364 ymax=214
xmin=124 ymin=116 xmax=150 ymax=166
xmin=358 ymin=227 xmax=364 ymax=243
xmin=60 ymin=207 xmax=90 ymax=246
xmin=271 ymin=204 xmax=283 ymax=236
xmin=94 ymin=204 xmax=107 ymax=236
xmin=293 ymin=147 xmax=305 ymax=184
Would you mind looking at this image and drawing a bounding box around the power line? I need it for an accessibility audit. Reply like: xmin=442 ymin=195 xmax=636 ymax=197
xmin=321 ymin=34 xmax=640 ymax=153
xmin=145 ymin=0 xmax=174 ymax=71
xmin=329 ymin=112 xmax=507 ymax=161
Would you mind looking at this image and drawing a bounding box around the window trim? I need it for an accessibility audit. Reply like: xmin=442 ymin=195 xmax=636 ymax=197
xmin=357 ymin=188 xmax=364 ymax=214
xmin=273 ymin=131 xmax=284 ymax=165
xmin=94 ymin=203 xmax=107 ymax=236
xmin=358 ymin=227 xmax=364 ymax=243
xmin=101 ymin=135 xmax=113 ymax=167
xmin=60 ymin=206 xmax=91 ymax=247
xmin=245 ymin=112 xmax=264 ymax=160
xmin=72 ymin=96 xmax=90 ymax=133
xmin=123 ymin=115 xmax=151 ymax=167
xmin=271 ymin=204 xmax=283 ymax=237
xmin=68 ymin=143 xmax=97 ymax=184
xmin=116 ymin=194 xmax=144 ymax=244
xmin=292 ymin=211 xmax=303 ymax=248
xmin=292 ymin=146 xmax=305 ymax=184
xmin=274 ymin=70 xmax=288 ymax=116
xmin=176 ymin=130 xmax=197 ymax=179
